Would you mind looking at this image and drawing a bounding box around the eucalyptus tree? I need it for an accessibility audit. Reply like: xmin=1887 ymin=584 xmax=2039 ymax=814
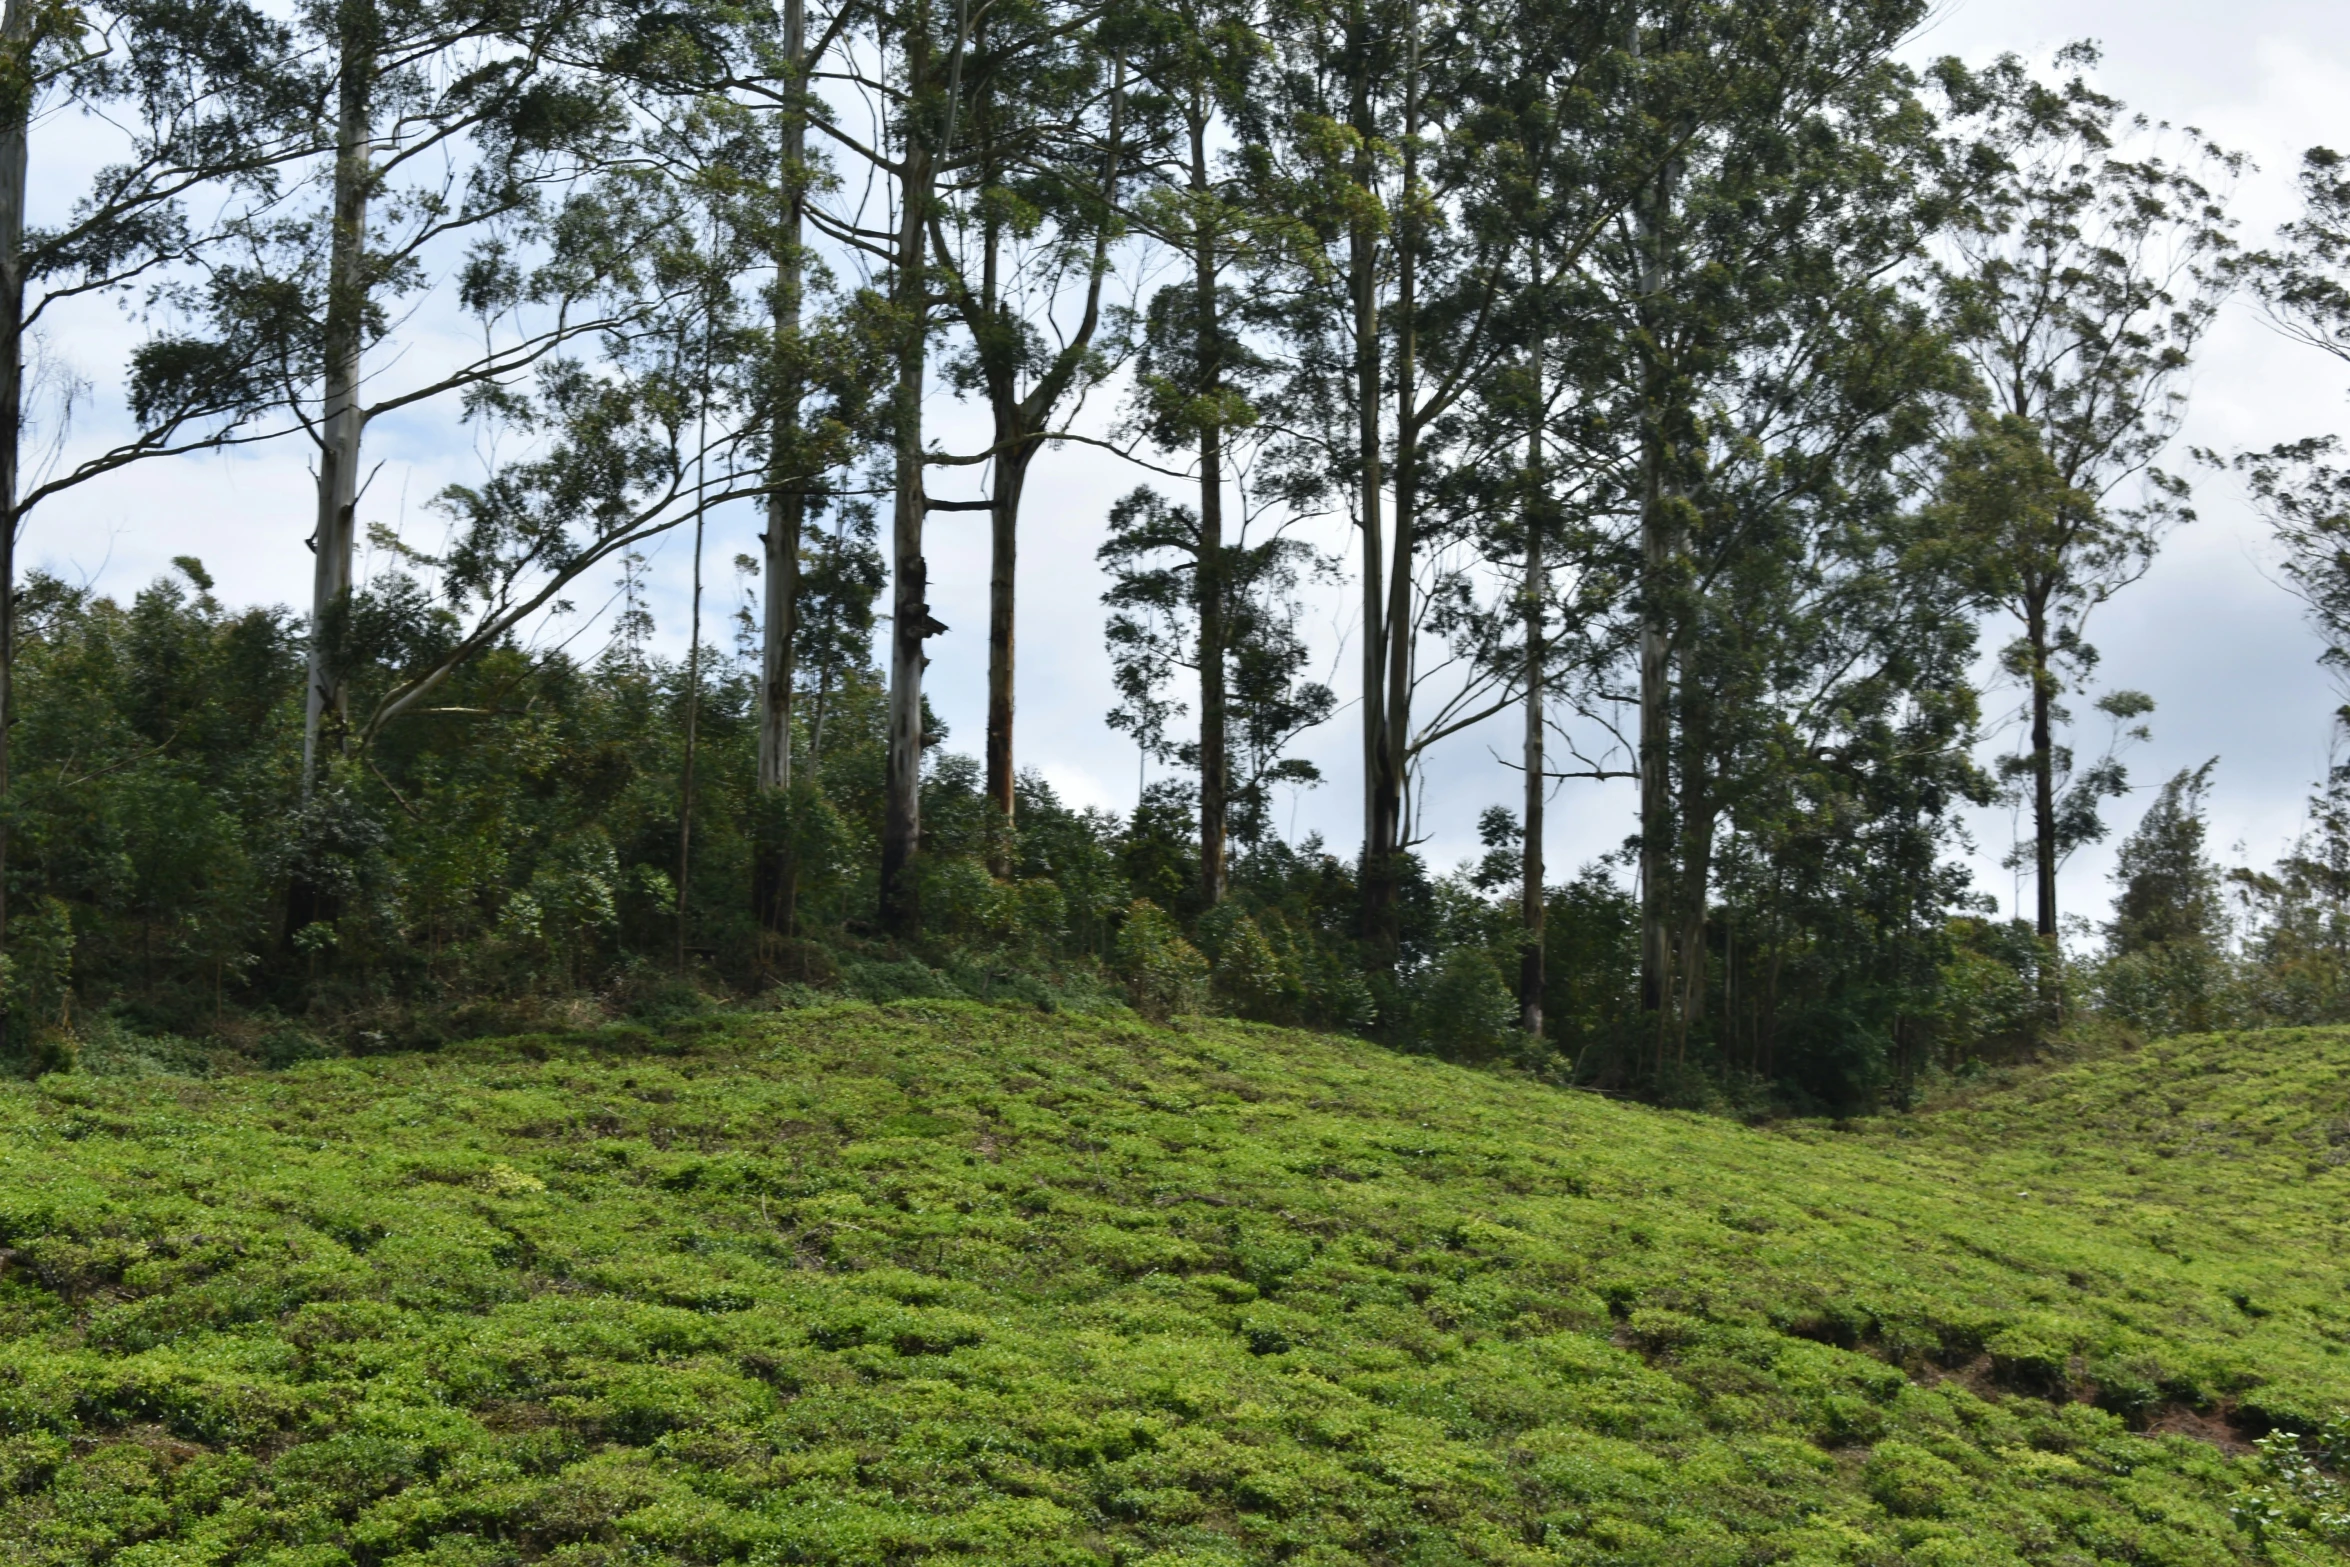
xmin=801 ymin=0 xmax=966 ymax=932
xmin=1410 ymin=0 xmax=1639 ymax=1032
xmin=808 ymin=0 xmax=1118 ymax=931
xmin=1251 ymin=0 xmax=1650 ymax=965
xmin=2232 ymin=150 xmax=2350 ymax=700
xmin=591 ymin=3 xmax=885 ymax=937
xmin=332 ymin=153 xmax=773 ymax=763
xmin=2249 ymin=146 xmax=2350 ymax=374
xmin=0 ymin=0 xmax=319 ymax=1020
xmin=751 ymin=0 xmax=818 ymax=933
xmin=1930 ymin=46 xmax=2237 ymax=946
xmin=156 ymin=0 xmax=639 ymax=797
xmin=1669 ymin=288 xmax=1981 ymax=1069
xmin=1097 ymin=478 xmax=1337 ymax=874
xmin=1573 ymin=0 xmax=1953 ymax=1040
xmin=927 ymin=0 xmax=1133 ymax=874
xmin=1111 ymin=0 xmax=1289 ymax=904
xmin=1247 ymin=0 xmax=1406 ymax=956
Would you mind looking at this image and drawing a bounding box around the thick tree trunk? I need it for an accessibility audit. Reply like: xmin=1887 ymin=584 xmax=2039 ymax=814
xmin=304 ymin=0 xmax=375 ymax=797
xmin=0 ymin=0 xmax=28 ymax=1020
xmin=2028 ymin=599 xmax=2057 ymax=940
xmin=983 ymin=441 xmax=1027 ymax=874
xmin=1192 ymin=115 xmax=1227 ymax=909
xmin=1372 ymin=35 xmax=1418 ymax=966
xmin=1634 ymin=151 xmax=1674 ymax=1027
xmin=969 ymin=63 xmax=1119 ymax=880
xmin=880 ymin=106 xmax=937 ymax=936
xmin=754 ymin=0 xmax=807 ymax=935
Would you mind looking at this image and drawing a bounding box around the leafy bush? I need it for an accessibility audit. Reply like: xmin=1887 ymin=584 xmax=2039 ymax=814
xmin=1202 ymin=908 xmax=1295 ymax=1021
xmin=1412 ymin=943 xmax=1517 ymax=1059
xmin=1115 ymin=900 xmax=1208 ymax=1019
xmin=2233 ymin=1417 xmax=2350 ymax=1548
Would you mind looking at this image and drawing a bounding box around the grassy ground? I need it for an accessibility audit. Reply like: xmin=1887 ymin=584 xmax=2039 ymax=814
xmin=3 ymin=1005 xmax=2348 ymax=1566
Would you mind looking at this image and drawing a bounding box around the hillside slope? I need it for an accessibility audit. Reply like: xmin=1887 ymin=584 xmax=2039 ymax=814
xmin=3 ymin=1006 xmax=2348 ymax=1565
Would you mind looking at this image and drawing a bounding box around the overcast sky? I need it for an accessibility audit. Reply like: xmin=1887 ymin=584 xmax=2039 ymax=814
xmin=22 ymin=0 xmax=2350 ymax=939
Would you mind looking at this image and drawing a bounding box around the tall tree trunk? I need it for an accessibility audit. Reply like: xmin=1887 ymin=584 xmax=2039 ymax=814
xmin=2026 ymin=593 xmax=2060 ymax=1028
xmin=677 ymin=504 xmax=706 ymax=971
xmin=1672 ymin=660 xmax=1714 ymax=1064
xmin=1634 ymin=147 xmax=1674 ymax=1027
xmin=880 ymin=37 xmax=940 ymax=936
xmin=755 ymin=0 xmax=808 ymax=935
xmin=1518 ymin=347 xmax=1544 ymax=1037
xmin=2027 ymin=597 xmax=2057 ymax=940
xmin=1192 ymin=108 xmax=1227 ymax=908
xmin=975 ymin=109 xmax=1017 ymax=876
xmin=305 ymin=0 xmax=375 ymax=797
xmin=983 ymin=437 xmax=1027 ymax=874
xmin=1347 ymin=19 xmax=1387 ymax=957
xmin=1372 ymin=10 xmax=1419 ymax=965
xmin=0 ymin=0 xmax=28 ymax=1025
xmin=973 ymin=60 xmax=1120 ymax=879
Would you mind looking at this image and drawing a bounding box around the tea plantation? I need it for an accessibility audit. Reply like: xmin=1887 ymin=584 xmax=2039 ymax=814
xmin=4 ymin=1004 xmax=2349 ymax=1564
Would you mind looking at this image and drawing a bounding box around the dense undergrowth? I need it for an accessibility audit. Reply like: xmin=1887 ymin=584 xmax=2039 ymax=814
xmin=4 ymin=1005 xmax=2350 ymax=1563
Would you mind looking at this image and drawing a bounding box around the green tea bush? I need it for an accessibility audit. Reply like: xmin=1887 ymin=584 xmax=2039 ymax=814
xmin=2 ymin=1006 xmax=2337 ymax=1563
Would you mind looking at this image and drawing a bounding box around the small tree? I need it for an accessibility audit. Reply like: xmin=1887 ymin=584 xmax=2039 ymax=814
xmin=2109 ymin=759 xmax=2222 ymax=956
xmin=1098 ymin=484 xmax=1335 ymax=862
xmin=2100 ymin=759 xmax=2229 ymax=1037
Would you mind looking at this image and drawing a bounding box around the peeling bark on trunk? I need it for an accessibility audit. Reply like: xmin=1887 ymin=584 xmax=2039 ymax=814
xmin=880 ymin=44 xmax=939 ymax=936
xmin=304 ymin=0 xmax=375 ymax=798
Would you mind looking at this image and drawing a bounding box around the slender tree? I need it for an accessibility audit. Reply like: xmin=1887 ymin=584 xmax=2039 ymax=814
xmin=756 ymin=0 xmax=814 ymax=902
xmin=803 ymin=0 xmax=968 ymax=932
xmin=1099 ymin=483 xmax=1335 ymax=860
xmin=1116 ymin=0 xmax=1286 ymax=903
xmin=1934 ymin=47 xmax=2237 ymax=946
xmin=931 ymin=7 xmax=1130 ymax=873
xmin=170 ymin=0 xmax=630 ymax=795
